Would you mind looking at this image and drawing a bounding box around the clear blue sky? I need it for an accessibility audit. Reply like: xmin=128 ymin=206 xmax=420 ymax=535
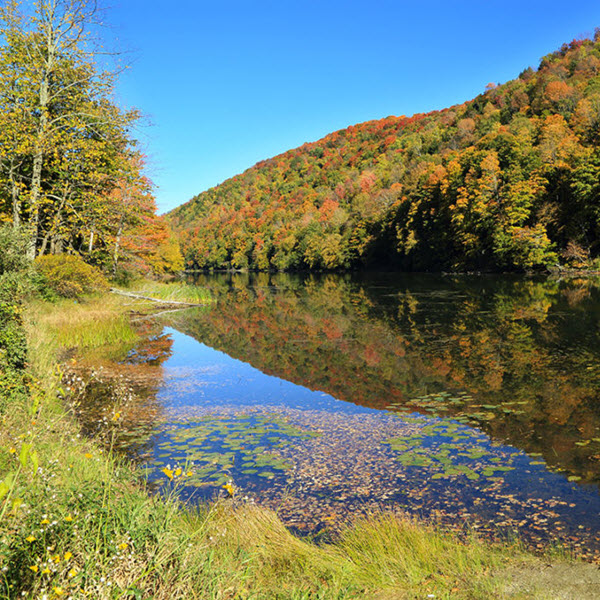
xmin=105 ymin=0 xmax=600 ymax=213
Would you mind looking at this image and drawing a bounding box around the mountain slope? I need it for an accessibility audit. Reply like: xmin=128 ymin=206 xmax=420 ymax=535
xmin=170 ymin=33 xmax=600 ymax=272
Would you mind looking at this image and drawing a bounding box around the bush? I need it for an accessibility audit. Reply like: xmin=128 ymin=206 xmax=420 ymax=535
xmin=0 ymin=224 xmax=32 ymax=275
xmin=0 ymin=288 xmax=28 ymax=413
xmin=34 ymin=254 xmax=110 ymax=299
xmin=0 ymin=300 xmax=27 ymax=371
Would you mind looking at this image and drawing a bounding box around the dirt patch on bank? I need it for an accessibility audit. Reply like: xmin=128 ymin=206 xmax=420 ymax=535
xmin=501 ymin=561 xmax=600 ymax=599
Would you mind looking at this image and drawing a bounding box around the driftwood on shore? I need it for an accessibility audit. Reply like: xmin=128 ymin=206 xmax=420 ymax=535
xmin=110 ymin=288 xmax=204 ymax=306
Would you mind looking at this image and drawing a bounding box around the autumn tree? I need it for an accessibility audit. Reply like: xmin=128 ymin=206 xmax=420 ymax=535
xmin=102 ymin=152 xmax=183 ymax=277
xmin=0 ymin=0 xmax=139 ymax=258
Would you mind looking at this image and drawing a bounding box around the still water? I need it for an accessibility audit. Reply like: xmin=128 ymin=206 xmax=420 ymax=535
xmin=72 ymin=273 xmax=600 ymax=559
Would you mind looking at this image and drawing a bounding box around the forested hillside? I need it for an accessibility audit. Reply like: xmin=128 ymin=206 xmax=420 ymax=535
xmin=171 ymin=32 xmax=600 ymax=272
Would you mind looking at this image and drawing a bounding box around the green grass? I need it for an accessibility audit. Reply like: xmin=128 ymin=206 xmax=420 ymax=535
xmin=25 ymin=296 xmax=139 ymax=375
xmin=120 ymin=280 xmax=212 ymax=304
xmin=0 ymin=290 xmax=589 ymax=599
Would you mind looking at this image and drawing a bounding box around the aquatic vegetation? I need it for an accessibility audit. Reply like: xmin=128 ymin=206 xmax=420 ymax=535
xmin=25 ymin=296 xmax=140 ymax=374
xmin=146 ymin=273 xmax=600 ymax=559
xmin=146 ymin=413 xmax=320 ymax=492
xmin=383 ymin=419 xmax=517 ymax=480
xmin=2 ymin=288 xmax=598 ymax=597
xmin=167 ymin=272 xmax=600 ymax=486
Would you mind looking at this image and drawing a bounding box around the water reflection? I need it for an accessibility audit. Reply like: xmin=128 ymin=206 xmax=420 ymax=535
xmin=69 ymin=272 xmax=600 ymax=559
xmin=165 ymin=273 xmax=600 ymax=486
xmin=65 ymin=319 xmax=173 ymax=460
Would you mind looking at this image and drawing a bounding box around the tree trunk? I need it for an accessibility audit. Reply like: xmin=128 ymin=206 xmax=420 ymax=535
xmin=9 ymin=162 xmax=20 ymax=228
xmin=112 ymin=216 xmax=123 ymax=277
xmin=40 ymin=200 xmax=64 ymax=255
xmin=39 ymin=230 xmax=51 ymax=255
xmin=28 ymin=85 xmax=49 ymax=258
xmin=28 ymin=11 xmax=55 ymax=259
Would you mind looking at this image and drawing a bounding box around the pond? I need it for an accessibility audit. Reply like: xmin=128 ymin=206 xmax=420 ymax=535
xmin=69 ymin=272 xmax=600 ymax=559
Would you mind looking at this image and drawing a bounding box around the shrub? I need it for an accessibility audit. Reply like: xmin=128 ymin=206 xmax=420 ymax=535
xmin=0 ymin=300 xmax=27 ymax=371
xmin=0 ymin=289 xmax=28 ymax=413
xmin=0 ymin=224 xmax=32 ymax=275
xmin=34 ymin=254 xmax=110 ymax=299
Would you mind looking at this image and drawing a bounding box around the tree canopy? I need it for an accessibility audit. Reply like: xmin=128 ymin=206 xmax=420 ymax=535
xmin=0 ymin=0 xmax=182 ymax=276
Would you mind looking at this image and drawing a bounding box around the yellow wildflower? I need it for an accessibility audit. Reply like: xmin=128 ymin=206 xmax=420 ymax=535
xmin=84 ymin=453 xmax=92 ymax=459
xmin=52 ymin=554 xmax=61 ymax=563
xmin=41 ymin=568 xmax=51 ymax=575
xmin=41 ymin=519 xmax=50 ymax=525
xmin=118 ymin=542 xmax=128 ymax=550
xmin=174 ymin=468 xmax=182 ymax=477
xmin=112 ymin=412 xmax=121 ymax=421
xmin=162 ymin=467 xmax=174 ymax=480
xmin=68 ymin=568 xmax=77 ymax=578
xmin=64 ymin=514 xmax=73 ymax=522
xmin=25 ymin=535 xmax=36 ymax=543
xmin=53 ymin=587 xmax=65 ymax=596
xmin=29 ymin=565 xmax=38 ymax=573
xmin=64 ymin=552 xmax=73 ymax=561
xmin=186 ymin=471 xmax=193 ymax=477
xmin=8 ymin=447 xmax=16 ymax=454
xmin=223 ymin=483 xmax=235 ymax=497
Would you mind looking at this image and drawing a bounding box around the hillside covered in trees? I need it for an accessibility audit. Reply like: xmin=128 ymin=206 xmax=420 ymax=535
xmin=170 ymin=32 xmax=600 ymax=272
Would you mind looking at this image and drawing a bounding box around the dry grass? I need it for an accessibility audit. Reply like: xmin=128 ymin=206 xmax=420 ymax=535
xmin=24 ymin=296 xmax=139 ymax=378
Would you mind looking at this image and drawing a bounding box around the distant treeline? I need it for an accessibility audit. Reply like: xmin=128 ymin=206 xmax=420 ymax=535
xmin=170 ymin=32 xmax=600 ymax=272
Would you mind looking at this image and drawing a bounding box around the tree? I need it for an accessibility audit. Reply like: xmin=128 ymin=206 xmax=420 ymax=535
xmin=0 ymin=0 xmax=139 ymax=257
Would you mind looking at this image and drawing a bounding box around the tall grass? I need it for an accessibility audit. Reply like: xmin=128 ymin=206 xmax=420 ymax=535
xmin=0 ymin=290 xmax=582 ymax=599
xmin=25 ymin=296 xmax=139 ymax=378
xmin=120 ymin=280 xmax=212 ymax=304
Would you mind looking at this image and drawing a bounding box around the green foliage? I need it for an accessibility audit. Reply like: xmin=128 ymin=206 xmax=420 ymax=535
xmin=0 ymin=300 xmax=26 ymax=371
xmin=0 ymin=2 xmax=173 ymax=279
xmin=0 ymin=274 xmax=28 ymax=414
xmin=171 ymin=34 xmax=600 ymax=272
xmin=0 ymin=225 xmax=32 ymax=275
xmin=34 ymin=254 xmax=109 ymax=300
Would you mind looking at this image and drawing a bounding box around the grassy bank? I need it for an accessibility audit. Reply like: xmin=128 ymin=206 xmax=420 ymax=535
xmin=115 ymin=280 xmax=212 ymax=305
xmin=0 ymin=290 xmax=591 ymax=599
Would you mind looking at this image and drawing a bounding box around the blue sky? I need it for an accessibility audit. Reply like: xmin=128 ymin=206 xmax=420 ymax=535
xmin=105 ymin=1 xmax=600 ymax=213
